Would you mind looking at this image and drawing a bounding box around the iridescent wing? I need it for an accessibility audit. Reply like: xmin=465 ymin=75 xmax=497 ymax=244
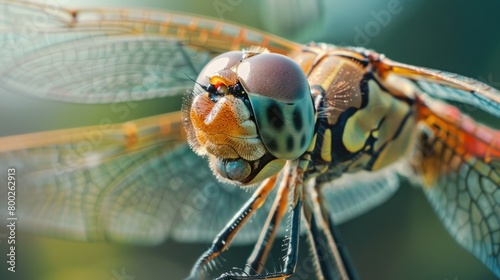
xmin=0 ymin=112 xmax=284 ymax=245
xmin=0 ymin=0 xmax=302 ymax=244
xmin=374 ymin=56 xmax=500 ymax=117
xmin=0 ymin=116 xmax=401 ymax=246
xmin=371 ymin=56 xmax=500 ymax=277
xmin=0 ymin=0 xmax=300 ymax=103
xmin=321 ymin=164 xmax=402 ymax=224
xmin=0 ymin=1 xmax=410 ymax=247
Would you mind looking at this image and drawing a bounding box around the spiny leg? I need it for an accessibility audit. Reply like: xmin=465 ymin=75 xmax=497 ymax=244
xmin=186 ymin=174 xmax=279 ymax=280
xmin=217 ymin=164 xmax=304 ymax=280
xmin=217 ymin=200 xmax=303 ymax=280
xmin=244 ymin=167 xmax=293 ymax=275
xmin=303 ymin=183 xmax=344 ymax=280
xmin=302 ymin=181 xmax=359 ymax=280
xmin=316 ymin=186 xmax=359 ymax=280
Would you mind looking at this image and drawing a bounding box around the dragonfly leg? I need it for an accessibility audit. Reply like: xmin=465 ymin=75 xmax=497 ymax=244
xmin=243 ymin=166 xmax=293 ymax=275
xmin=302 ymin=181 xmax=359 ymax=280
xmin=217 ymin=199 xmax=303 ymax=280
xmin=186 ymin=175 xmax=279 ymax=280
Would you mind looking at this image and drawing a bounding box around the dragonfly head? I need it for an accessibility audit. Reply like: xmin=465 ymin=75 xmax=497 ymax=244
xmin=183 ymin=49 xmax=314 ymax=185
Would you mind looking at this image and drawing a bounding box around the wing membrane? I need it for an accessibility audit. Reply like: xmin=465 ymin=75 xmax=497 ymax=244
xmin=0 ymin=0 xmax=299 ymax=103
xmin=0 ymin=112 xmax=282 ymax=244
xmin=378 ymin=57 xmax=500 ymax=118
xmin=321 ymin=164 xmax=402 ymax=224
xmin=372 ymin=54 xmax=500 ymax=276
xmin=0 ymin=0 xmax=299 ymax=244
xmin=410 ymin=99 xmax=500 ymax=277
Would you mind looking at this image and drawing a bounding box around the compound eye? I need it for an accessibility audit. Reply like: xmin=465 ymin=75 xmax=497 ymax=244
xmin=236 ymin=53 xmax=315 ymax=160
xmin=236 ymin=53 xmax=310 ymax=103
xmin=196 ymin=51 xmax=243 ymax=86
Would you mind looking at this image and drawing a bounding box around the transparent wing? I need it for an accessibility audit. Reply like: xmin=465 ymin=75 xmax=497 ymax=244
xmin=0 ymin=0 xmax=300 ymax=103
xmin=0 ymin=0 xmax=300 ymax=245
xmin=0 ymin=112 xmax=281 ymax=245
xmin=409 ymin=94 xmax=500 ymax=277
xmin=321 ymin=164 xmax=402 ymax=224
xmin=371 ymin=54 xmax=500 ymax=276
xmin=376 ymin=57 xmax=500 ymax=118
xmin=367 ymin=53 xmax=500 ymax=276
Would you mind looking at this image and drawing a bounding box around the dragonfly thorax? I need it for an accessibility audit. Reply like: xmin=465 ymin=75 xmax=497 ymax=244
xmin=182 ymin=50 xmax=315 ymax=185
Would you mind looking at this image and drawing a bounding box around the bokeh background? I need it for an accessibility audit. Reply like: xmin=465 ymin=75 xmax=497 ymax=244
xmin=0 ymin=0 xmax=499 ymax=279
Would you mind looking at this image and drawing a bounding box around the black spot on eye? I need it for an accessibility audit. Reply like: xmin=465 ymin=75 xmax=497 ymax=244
xmin=287 ymin=136 xmax=294 ymax=151
xmin=293 ymin=108 xmax=303 ymax=131
xmin=266 ymin=139 xmax=278 ymax=151
xmin=267 ymin=103 xmax=284 ymax=131
xmin=300 ymin=134 xmax=306 ymax=148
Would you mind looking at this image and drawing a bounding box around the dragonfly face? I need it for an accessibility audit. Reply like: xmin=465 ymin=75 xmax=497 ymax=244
xmin=0 ymin=1 xmax=499 ymax=280
xmin=185 ymin=50 xmax=314 ymax=185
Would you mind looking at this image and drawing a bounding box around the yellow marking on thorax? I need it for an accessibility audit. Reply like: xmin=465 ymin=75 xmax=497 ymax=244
xmin=371 ymin=114 xmax=415 ymax=170
xmin=342 ymin=79 xmax=416 ymax=171
xmin=343 ymin=81 xmax=391 ymax=152
xmin=321 ymin=129 xmax=332 ymax=162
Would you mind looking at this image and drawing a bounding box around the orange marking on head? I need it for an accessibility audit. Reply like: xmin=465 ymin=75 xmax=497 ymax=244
xmin=209 ymin=73 xmax=237 ymax=87
xmin=189 ymin=94 xmax=250 ymax=146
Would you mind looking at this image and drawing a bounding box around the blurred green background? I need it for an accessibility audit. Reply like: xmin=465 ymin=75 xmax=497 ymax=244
xmin=0 ymin=0 xmax=499 ymax=280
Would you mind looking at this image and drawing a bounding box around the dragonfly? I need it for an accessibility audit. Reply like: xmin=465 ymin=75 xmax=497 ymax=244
xmin=0 ymin=1 xmax=498 ymax=279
